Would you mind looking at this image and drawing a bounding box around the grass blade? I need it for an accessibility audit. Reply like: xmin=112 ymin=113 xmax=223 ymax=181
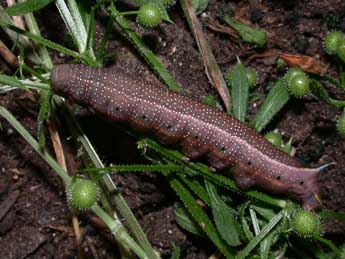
xmin=175 ymin=204 xmax=204 ymax=236
xmin=252 ymin=80 xmax=290 ymax=132
xmin=206 ymin=181 xmax=241 ymax=247
xmin=230 ymin=61 xmax=249 ymax=122
xmin=0 ymin=74 xmax=27 ymax=89
xmin=166 ymin=172 xmax=235 ymax=258
xmin=236 ymin=211 xmax=283 ymax=259
xmin=5 ymin=0 xmax=54 ymax=16
xmin=0 ymin=23 xmax=80 ymax=58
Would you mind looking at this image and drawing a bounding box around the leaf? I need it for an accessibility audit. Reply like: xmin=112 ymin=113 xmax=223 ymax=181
xmin=175 ymin=204 xmax=204 ymax=237
xmin=222 ymin=15 xmax=267 ymax=47
xmin=38 ymin=90 xmax=52 ymax=148
xmin=252 ymin=80 xmax=290 ymax=132
xmin=230 ymin=61 xmax=249 ymax=122
xmin=191 ymin=0 xmax=209 ymax=15
xmin=236 ymin=211 xmax=283 ymax=259
xmin=180 ymin=176 xmax=211 ymax=206
xmin=206 ymin=181 xmax=241 ymax=247
xmin=319 ymin=210 xmax=345 ymax=222
xmin=170 ymin=245 xmax=181 ymax=259
xmin=0 ymin=75 xmax=27 ymax=89
xmin=309 ymin=79 xmax=331 ymax=103
xmin=1 ymin=22 xmax=80 ymax=58
xmin=279 ymin=53 xmax=329 ymax=75
xmin=166 ymin=173 xmax=235 ymax=258
xmin=5 ymin=0 xmax=54 ymax=16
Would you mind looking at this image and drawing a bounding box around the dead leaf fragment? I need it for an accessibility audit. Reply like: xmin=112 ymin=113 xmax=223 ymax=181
xmin=279 ymin=53 xmax=329 ymax=75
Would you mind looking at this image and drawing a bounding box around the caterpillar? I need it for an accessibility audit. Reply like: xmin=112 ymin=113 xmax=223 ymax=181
xmin=51 ymin=64 xmax=330 ymax=210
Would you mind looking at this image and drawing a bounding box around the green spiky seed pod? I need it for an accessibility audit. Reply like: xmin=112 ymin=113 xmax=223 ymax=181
xmin=161 ymin=0 xmax=175 ymax=7
xmin=265 ymin=132 xmax=282 ymax=148
xmin=337 ymin=38 xmax=345 ymax=63
xmin=67 ymin=178 xmax=99 ymax=211
xmin=287 ymin=73 xmax=310 ymax=97
xmin=246 ymin=67 xmax=257 ymax=88
xmin=226 ymin=67 xmax=257 ymax=88
xmin=284 ymin=67 xmax=305 ymax=84
xmin=137 ymin=4 xmax=162 ymax=28
xmin=324 ymin=31 xmax=343 ymax=55
xmin=292 ymin=210 xmax=322 ymax=238
xmin=337 ymin=112 xmax=345 ymax=138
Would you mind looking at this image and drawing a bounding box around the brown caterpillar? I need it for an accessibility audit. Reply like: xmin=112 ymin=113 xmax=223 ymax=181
xmin=51 ymin=64 xmax=330 ymax=210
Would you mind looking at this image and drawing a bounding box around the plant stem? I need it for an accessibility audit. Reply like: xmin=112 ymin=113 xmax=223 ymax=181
xmin=0 ymin=106 xmax=150 ymax=259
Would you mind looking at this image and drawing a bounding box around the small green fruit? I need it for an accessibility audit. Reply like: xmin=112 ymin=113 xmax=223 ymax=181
xmin=292 ymin=210 xmax=322 ymax=238
xmin=265 ymin=132 xmax=282 ymax=148
xmin=324 ymin=31 xmax=343 ymax=55
xmin=67 ymin=178 xmax=99 ymax=211
xmin=288 ymin=73 xmax=310 ymax=97
xmin=284 ymin=67 xmax=305 ymax=84
xmin=226 ymin=67 xmax=257 ymax=88
xmin=337 ymin=38 xmax=345 ymax=63
xmin=246 ymin=68 xmax=257 ymax=88
xmin=337 ymin=112 xmax=345 ymax=138
xmin=137 ymin=4 xmax=162 ymax=28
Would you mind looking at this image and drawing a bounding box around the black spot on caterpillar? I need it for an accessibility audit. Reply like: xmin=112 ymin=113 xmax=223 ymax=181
xmin=51 ymin=64 xmax=331 ymax=210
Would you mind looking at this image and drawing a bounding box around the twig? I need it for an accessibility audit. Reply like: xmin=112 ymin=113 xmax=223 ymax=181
xmin=47 ymin=119 xmax=85 ymax=259
xmin=5 ymin=0 xmax=25 ymax=30
xmin=180 ymin=0 xmax=231 ymax=112
xmin=0 ymin=40 xmax=18 ymax=68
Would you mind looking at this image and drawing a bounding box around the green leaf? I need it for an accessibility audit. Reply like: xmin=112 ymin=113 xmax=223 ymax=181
xmin=38 ymin=90 xmax=52 ymax=148
xmin=175 ymin=204 xmax=204 ymax=236
xmin=236 ymin=211 xmax=283 ymax=259
xmin=78 ymin=164 xmax=183 ymax=174
xmin=319 ymin=210 xmax=345 ymax=222
xmin=1 ymin=22 xmax=80 ymax=58
xmin=0 ymin=75 xmax=27 ymax=89
xmin=191 ymin=0 xmax=209 ymax=15
xmin=170 ymin=245 xmax=181 ymax=259
xmin=252 ymin=80 xmax=290 ymax=132
xmin=180 ymin=176 xmax=211 ymax=206
xmin=251 ymin=205 xmax=276 ymax=221
xmin=230 ymin=61 xmax=249 ymax=122
xmin=309 ymin=79 xmax=331 ymax=103
xmin=5 ymin=0 xmax=54 ymax=16
xmin=166 ymin=173 xmax=235 ymax=258
xmin=205 ymin=181 xmax=241 ymax=247
xmin=222 ymin=15 xmax=267 ymax=47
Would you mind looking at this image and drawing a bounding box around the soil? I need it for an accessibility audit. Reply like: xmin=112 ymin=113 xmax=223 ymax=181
xmin=1 ymin=0 xmax=345 ymax=258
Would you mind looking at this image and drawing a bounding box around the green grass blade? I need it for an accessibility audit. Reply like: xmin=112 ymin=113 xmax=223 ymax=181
xmin=236 ymin=211 xmax=283 ymax=259
xmin=205 ymin=181 xmax=241 ymax=247
xmin=0 ymin=23 xmax=80 ymax=58
xmin=222 ymin=15 xmax=267 ymax=47
xmin=170 ymin=245 xmax=181 ymax=259
xmin=252 ymin=80 xmax=290 ymax=132
xmin=37 ymin=90 xmax=51 ymax=148
xmin=175 ymin=204 xmax=204 ymax=237
xmin=0 ymin=74 xmax=27 ymax=89
xmin=5 ymin=0 xmax=54 ymax=16
xmin=319 ymin=210 xmax=345 ymax=222
xmin=230 ymin=61 xmax=249 ymax=121
xmin=165 ymin=172 xmax=235 ymax=258
xmin=78 ymin=164 xmax=183 ymax=174
xmin=180 ymin=176 xmax=211 ymax=206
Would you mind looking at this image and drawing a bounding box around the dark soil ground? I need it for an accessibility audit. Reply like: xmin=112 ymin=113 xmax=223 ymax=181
xmin=1 ymin=0 xmax=345 ymax=258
